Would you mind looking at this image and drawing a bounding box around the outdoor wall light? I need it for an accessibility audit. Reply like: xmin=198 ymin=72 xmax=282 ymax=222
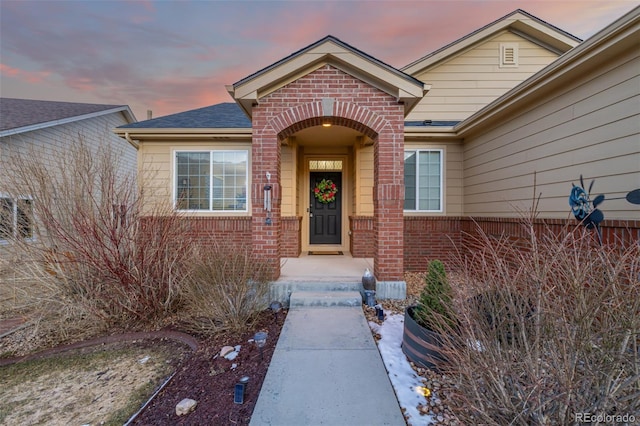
xmin=269 ymin=301 xmax=282 ymax=322
xmin=254 ymin=331 xmax=267 ymax=362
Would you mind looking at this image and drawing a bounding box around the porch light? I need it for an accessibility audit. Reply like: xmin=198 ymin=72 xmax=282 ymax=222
xmin=322 ymin=119 xmax=332 ymax=128
xmin=254 ymin=331 xmax=267 ymax=362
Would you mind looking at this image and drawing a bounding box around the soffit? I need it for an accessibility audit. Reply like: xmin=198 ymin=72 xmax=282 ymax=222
xmin=228 ymin=37 xmax=428 ymax=118
xmin=402 ymin=10 xmax=581 ymax=76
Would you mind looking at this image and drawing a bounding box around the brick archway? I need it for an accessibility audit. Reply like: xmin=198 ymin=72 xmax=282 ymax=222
xmin=250 ymin=65 xmax=405 ymax=281
xmin=271 ymin=101 xmax=382 ymax=140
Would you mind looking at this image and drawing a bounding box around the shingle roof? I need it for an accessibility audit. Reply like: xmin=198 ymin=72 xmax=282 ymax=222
xmin=233 ymin=35 xmax=425 ymax=89
xmin=119 ymin=102 xmax=456 ymax=130
xmin=119 ymin=103 xmax=252 ymax=129
xmin=0 ymin=98 xmax=127 ymax=132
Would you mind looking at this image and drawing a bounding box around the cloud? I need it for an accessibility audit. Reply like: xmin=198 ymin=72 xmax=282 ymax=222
xmin=1 ymin=0 xmax=636 ymax=120
xmin=0 ymin=63 xmax=51 ymax=84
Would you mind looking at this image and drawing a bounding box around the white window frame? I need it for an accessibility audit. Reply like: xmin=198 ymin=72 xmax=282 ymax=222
xmin=403 ymin=149 xmax=443 ymax=213
xmin=173 ymin=150 xmax=249 ymax=213
xmin=0 ymin=194 xmax=34 ymax=243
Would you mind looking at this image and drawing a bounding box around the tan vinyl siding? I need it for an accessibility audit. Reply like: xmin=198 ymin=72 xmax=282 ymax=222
xmin=281 ymin=144 xmax=296 ymax=216
xmin=355 ymin=145 xmax=374 ymax=215
xmin=407 ymin=32 xmax=560 ymax=122
xmin=138 ymin=142 xmax=173 ymax=213
xmin=445 ymin=142 xmax=464 ymax=215
xmin=463 ymin=49 xmax=640 ymax=219
xmin=138 ymin=140 xmax=252 ymax=215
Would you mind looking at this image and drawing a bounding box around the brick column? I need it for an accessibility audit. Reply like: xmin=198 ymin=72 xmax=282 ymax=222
xmin=251 ymin=127 xmax=281 ymax=279
xmin=373 ymin=126 xmax=405 ymax=281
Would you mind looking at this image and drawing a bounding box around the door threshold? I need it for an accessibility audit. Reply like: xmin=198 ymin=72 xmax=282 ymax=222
xmin=307 ymin=250 xmax=344 ymax=255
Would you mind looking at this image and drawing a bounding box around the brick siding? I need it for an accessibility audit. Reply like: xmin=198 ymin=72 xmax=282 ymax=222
xmin=182 ymin=217 xmax=252 ymax=247
xmin=400 ymin=216 xmax=640 ymax=272
xmin=403 ymin=216 xmax=463 ymax=271
xmin=349 ymin=216 xmax=375 ymax=257
xmin=281 ymin=216 xmax=302 ymax=257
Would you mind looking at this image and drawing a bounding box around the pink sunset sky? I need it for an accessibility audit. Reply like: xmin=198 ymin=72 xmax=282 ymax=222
xmin=0 ymin=0 xmax=637 ymax=120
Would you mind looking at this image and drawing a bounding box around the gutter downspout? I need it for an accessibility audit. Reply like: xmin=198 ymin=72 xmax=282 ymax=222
xmin=124 ymin=132 xmax=139 ymax=149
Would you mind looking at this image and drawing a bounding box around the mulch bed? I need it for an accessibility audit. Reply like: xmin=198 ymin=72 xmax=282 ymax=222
xmin=130 ymin=310 xmax=285 ymax=425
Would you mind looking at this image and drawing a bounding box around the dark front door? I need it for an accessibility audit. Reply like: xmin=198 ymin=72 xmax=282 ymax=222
xmin=309 ymin=171 xmax=341 ymax=245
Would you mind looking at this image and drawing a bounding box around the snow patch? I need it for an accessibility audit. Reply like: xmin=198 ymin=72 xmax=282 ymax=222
xmin=370 ymin=314 xmax=434 ymax=426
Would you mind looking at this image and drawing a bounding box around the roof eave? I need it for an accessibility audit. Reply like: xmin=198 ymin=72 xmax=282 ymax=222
xmin=404 ymin=126 xmax=460 ymax=142
xmin=1 ymin=105 xmax=136 ymax=138
xmin=114 ymin=127 xmax=252 ymax=142
xmin=402 ymin=9 xmax=581 ymax=76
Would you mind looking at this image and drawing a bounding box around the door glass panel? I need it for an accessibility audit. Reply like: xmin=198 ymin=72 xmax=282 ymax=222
xmin=309 ymin=160 xmax=342 ymax=171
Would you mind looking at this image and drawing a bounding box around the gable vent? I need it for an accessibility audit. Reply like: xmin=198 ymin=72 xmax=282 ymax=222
xmin=500 ymin=43 xmax=518 ymax=68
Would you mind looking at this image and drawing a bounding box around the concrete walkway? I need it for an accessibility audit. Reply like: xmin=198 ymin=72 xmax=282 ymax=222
xmin=250 ymin=296 xmax=405 ymax=426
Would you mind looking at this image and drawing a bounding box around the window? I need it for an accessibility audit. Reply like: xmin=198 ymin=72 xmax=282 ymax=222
xmin=0 ymin=196 xmax=33 ymax=241
xmin=404 ymin=150 xmax=442 ymax=212
xmin=175 ymin=150 xmax=248 ymax=211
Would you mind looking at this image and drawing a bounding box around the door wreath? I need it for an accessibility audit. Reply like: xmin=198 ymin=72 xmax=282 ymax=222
xmin=314 ymin=179 xmax=338 ymax=204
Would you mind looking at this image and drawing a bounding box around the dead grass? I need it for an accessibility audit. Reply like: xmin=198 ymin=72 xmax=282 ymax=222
xmin=0 ymin=341 xmax=186 ymax=425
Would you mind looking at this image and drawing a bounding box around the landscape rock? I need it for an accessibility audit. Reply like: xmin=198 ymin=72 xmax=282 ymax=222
xmin=175 ymin=398 xmax=197 ymax=416
xmin=220 ymin=346 xmax=235 ymax=358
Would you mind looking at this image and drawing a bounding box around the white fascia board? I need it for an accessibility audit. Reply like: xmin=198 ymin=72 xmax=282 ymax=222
xmin=403 ymin=126 xmax=459 ymax=141
xmin=114 ymin=128 xmax=252 ymax=141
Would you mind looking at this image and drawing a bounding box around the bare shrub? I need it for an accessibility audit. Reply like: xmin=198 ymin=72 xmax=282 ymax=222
xmin=436 ymin=218 xmax=640 ymax=425
xmin=181 ymin=243 xmax=272 ymax=334
xmin=2 ymin=136 xmax=192 ymax=331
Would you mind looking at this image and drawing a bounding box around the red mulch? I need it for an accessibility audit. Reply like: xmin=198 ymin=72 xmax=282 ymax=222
xmin=131 ymin=310 xmax=285 ymax=425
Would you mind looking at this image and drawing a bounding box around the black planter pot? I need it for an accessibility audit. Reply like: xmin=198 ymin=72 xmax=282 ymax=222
xmin=402 ymin=306 xmax=446 ymax=370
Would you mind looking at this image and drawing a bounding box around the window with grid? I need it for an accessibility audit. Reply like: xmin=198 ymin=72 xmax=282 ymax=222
xmin=175 ymin=150 xmax=248 ymax=212
xmin=404 ymin=150 xmax=443 ymax=212
xmin=0 ymin=196 xmax=33 ymax=241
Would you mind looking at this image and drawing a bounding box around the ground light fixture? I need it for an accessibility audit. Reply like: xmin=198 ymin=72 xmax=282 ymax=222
xmin=254 ymin=331 xmax=268 ymax=362
xmin=234 ymin=376 xmax=250 ymax=404
xmin=270 ymin=301 xmax=282 ymax=322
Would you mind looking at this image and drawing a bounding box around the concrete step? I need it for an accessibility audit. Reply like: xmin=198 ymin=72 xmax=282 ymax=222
xmin=273 ymin=280 xmax=362 ymax=292
xmin=270 ymin=281 xmax=363 ymax=307
xmin=289 ymin=291 xmax=362 ymax=308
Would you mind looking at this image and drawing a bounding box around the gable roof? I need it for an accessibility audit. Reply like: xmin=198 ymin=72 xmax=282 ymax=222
xmin=456 ymin=5 xmax=640 ymax=137
xmin=402 ymin=9 xmax=581 ymax=75
xmin=0 ymin=98 xmax=136 ymax=137
xmin=228 ymin=35 xmax=429 ymax=117
xmin=119 ymin=103 xmax=251 ymax=129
